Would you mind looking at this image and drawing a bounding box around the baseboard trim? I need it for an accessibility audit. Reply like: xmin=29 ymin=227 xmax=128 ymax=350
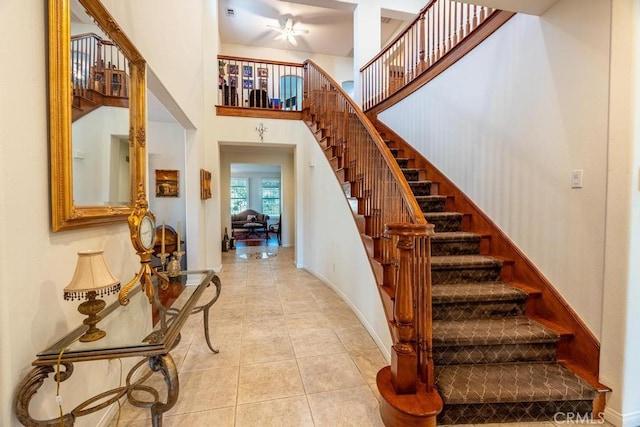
xmin=604 ymin=406 xmax=640 ymax=427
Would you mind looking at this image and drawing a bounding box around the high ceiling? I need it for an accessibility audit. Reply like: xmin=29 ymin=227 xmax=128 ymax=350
xmin=218 ymin=0 xmax=410 ymax=57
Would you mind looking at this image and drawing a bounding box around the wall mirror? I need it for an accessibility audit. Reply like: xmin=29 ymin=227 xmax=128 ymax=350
xmin=49 ymin=0 xmax=147 ymax=231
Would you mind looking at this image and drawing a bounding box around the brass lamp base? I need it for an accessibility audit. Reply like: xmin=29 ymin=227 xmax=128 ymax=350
xmin=77 ymin=292 xmax=107 ymax=342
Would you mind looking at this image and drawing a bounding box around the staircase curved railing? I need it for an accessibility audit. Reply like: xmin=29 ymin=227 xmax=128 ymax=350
xmin=304 ymin=60 xmax=440 ymax=420
xmin=361 ymin=0 xmax=502 ymax=111
xmin=71 ymin=33 xmax=129 ymax=97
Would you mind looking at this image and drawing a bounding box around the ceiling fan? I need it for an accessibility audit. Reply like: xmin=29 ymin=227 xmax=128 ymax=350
xmin=267 ymin=18 xmax=308 ymax=46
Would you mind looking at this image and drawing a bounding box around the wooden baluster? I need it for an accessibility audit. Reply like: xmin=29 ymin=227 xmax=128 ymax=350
xmin=418 ymin=11 xmax=426 ymax=72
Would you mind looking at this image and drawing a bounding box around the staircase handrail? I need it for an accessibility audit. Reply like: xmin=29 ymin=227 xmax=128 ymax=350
xmin=304 ymin=60 xmax=426 ymax=226
xmin=304 ymin=60 xmax=438 ymax=401
xmin=360 ymin=0 xmax=499 ymax=110
xmin=71 ymin=32 xmax=129 ymax=94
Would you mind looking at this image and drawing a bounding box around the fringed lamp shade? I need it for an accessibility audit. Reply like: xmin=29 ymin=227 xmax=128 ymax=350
xmin=64 ymin=250 xmax=120 ymax=301
xmin=63 ymin=250 xmax=120 ymax=342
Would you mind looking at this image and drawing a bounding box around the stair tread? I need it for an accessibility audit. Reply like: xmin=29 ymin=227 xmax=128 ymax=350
xmin=432 ymin=231 xmax=481 ymax=242
xmin=433 ymin=316 xmax=559 ymax=346
xmin=431 ymin=255 xmax=502 ymax=268
xmin=415 ymin=195 xmax=446 ymax=200
xmin=436 ymin=362 xmax=598 ymax=404
xmin=425 ymin=212 xmax=463 ymax=218
xmin=432 ymin=282 xmax=527 ymax=303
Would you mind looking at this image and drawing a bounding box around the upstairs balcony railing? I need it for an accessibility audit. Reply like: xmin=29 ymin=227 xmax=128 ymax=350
xmin=361 ymin=0 xmax=499 ymax=110
xmin=72 ymin=33 xmax=129 ymax=98
xmin=217 ymin=55 xmax=304 ymax=111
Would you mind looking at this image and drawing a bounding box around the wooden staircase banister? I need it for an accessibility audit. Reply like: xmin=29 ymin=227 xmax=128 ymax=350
xmin=304 ymin=60 xmax=426 ymax=226
xmin=303 ymin=60 xmax=443 ymax=426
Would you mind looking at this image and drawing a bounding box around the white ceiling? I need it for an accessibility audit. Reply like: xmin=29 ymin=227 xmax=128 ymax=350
xmin=218 ymin=0 xmax=409 ymax=57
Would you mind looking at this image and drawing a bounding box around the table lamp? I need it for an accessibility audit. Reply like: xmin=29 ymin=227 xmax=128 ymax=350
xmin=63 ymin=250 xmax=121 ymax=342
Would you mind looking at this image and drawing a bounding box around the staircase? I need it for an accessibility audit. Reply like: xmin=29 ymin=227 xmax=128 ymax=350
xmin=377 ymin=123 xmax=606 ymax=424
xmin=72 ymin=88 xmax=129 ymax=122
xmin=302 ymin=58 xmax=608 ymax=425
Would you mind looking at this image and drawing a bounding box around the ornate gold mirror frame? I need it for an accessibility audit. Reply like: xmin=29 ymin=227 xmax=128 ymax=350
xmin=49 ymin=0 xmax=147 ymax=231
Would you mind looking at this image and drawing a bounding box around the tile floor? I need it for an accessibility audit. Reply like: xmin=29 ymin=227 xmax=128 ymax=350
xmin=110 ymin=242 xmax=611 ymax=427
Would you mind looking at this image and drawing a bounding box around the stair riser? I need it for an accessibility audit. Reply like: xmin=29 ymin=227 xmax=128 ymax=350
xmin=402 ymin=169 xmax=420 ymax=181
xmin=418 ymin=199 xmax=446 ymax=212
xmin=431 ymin=240 xmax=480 ymax=256
xmin=432 ymin=301 xmax=525 ymax=320
xmin=408 ymin=182 xmax=431 ymax=196
xmin=427 ymin=217 xmax=463 ymax=232
xmin=432 ymin=267 xmax=502 ymax=285
xmin=438 ymin=400 xmax=594 ymax=425
xmin=395 ymin=158 xmax=409 ymax=169
xmin=433 ymin=343 xmax=557 ymax=365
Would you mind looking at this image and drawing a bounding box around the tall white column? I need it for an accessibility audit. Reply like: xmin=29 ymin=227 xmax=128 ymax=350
xmin=601 ymin=0 xmax=640 ymax=426
xmin=353 ymin=1 xmax=382 ymax=106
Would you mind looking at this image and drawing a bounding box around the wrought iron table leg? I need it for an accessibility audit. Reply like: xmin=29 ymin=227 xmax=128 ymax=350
xmin=193 ymin=274 xmax=221 ymax=353
xmin=149 ymin=354 xmax=178 ymax=427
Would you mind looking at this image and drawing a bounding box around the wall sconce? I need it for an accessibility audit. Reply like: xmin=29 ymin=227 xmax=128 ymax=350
xmin=63 ymin=250 xmax=120 ymax=342
xmin=255 ymin=122 xmax=268 ymax=142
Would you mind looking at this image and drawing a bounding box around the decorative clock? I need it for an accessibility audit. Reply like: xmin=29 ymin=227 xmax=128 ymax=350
xmin=118 ymin=193 xmax=167 ymax=305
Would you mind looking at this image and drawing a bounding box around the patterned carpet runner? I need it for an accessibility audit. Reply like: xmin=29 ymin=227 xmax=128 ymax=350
xmin=385 ymin=136 xmax=598 ymax=424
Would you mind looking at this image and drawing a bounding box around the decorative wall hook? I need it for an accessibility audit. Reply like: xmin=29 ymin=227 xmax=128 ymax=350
xmin=255 ymin=122 xmax=268 ymax=142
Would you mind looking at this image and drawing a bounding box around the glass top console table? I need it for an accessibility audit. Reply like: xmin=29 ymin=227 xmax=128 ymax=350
xmin=14 ymin=270 xmax=221 ymax=427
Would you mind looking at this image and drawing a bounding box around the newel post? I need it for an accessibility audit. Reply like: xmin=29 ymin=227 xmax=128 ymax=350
xmin=385 ymin=222 xmax=429 ymax=394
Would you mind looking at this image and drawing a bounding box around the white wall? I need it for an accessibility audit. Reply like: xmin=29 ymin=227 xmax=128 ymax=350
xmin=600 ymin=0 xmax=640 ymax=425
xmin=0 ymin=1 xmax=142 ymax=425
xmin=303 ymin=130 xmax=393 ymax=359
xmin=379 ymin=0 xmax=610 ymax=339
xmin=148 ymin=120 xmax=187 ymax=248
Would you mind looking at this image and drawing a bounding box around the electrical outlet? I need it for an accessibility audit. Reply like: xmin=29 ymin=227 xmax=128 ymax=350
xmin=571 ymin=170 xmax=583 ymax=189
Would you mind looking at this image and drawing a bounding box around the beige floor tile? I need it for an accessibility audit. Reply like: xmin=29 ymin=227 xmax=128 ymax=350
xmin=335 ymin=325 xmax=378 ymax=351
xmin=298 ymin=352 xmax=366 ymax=394
xmin=236 ymin=395 xmax=314 ymax=427
xmin=324 ymin=310 xmax=362 ymax=329
xmin=166 ymin=365 xmax=239 ymax=415
xmin=242 ymin=316 xmax=289 ymax=339
xmin=107 ymin=243 xmax=400 ymax=426
xmin=282 ymin=300 xmax=321 ymax=315
xmin=167 ymin=366 xmax=238 ymax=415
xmin=206 ymin=317 xmax=244 ymax=338
xmin=181 ymin=334 xmax=241 ymax=371
xmin=164 ymin=406 xmax=236 ymax=426
xmin=307 ymin=385 xmax=384 ymax=426
xmin=350 ymin=348 xmax=388 ymax=385
xmin=284 ymin=312 xmax=329 ymax=331
xmin=244 ymin=302 xmax=284 ymax=318
xmin=237 ymin=359 xmax=305 ymax=404
xmin=240 ymin=334 xmax=295 ymax=365
xmin=290 ymin=327 xmax=346 ymax=358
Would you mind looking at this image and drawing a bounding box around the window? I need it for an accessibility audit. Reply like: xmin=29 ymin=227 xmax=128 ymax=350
xmin=230 ymin=178 xmax=248 ymax=214
xmin=261 ymin=178 xmax=280 ymax=216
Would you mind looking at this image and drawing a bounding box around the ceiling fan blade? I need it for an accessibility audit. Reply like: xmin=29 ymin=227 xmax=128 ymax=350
xmin=274 ymin=33 xmax=286 ymax=41
xmin=266 ymin=24 xmax=283 ymax=31
xmin=287 ymin=34 xmax=298 ymax=46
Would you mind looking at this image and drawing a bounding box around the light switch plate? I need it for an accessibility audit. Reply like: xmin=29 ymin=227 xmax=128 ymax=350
xmin=571 ymin=170 xmax=583 ymax=188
